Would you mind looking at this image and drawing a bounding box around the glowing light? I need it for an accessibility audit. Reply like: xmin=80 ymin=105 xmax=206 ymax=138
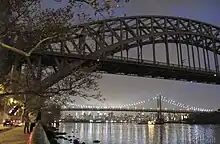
xmin=0 ymin=84 xmax=4 ymax=94
xmin=64 ymin=94 xmax=213 ymax=112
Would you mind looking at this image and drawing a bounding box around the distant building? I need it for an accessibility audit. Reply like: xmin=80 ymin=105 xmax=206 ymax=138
xmin=65 ymin=114 xmax=73 ymax=120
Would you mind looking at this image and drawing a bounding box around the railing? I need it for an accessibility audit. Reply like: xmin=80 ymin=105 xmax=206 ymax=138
xmin=37 ymin=49 xmax=219 ymax=75
xmin=28 ymin=123 xmax=50 ymax=144
xmin=107 ymin=55 xmax=218 ymax=74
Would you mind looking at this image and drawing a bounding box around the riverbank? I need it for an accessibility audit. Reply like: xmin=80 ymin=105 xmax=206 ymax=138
xmin=46 ymin=127 xmax=86 ymax=144
xmin=0 ymin=127 xmax=29 ymax=144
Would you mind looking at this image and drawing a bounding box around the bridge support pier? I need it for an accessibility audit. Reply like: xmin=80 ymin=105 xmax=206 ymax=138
xmin=156 ymin=94 xmax=164 ymax=124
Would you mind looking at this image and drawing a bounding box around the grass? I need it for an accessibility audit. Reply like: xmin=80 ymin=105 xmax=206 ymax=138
xmin=0 ymin=127 xmax=30 ymax=144
xmin=0 ymin=125 xmax=11 ymax=131
xmin=0 ymin=126 xmax=7 ymax=130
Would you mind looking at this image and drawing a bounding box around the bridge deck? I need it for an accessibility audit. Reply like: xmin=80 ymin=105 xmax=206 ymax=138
xmin=32 ymin=52 xmax=220 ymax=84
xmin=61 ymin=108 xmax=214 ymax=114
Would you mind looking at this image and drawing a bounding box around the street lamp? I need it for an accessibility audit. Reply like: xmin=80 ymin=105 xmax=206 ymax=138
xmin=0 ymin=84 xmax=4 ymax=94
xmin=8 ymin=98 xmax=18 ymax=104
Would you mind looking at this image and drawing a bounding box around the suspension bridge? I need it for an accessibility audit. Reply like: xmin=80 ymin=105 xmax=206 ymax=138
xmin=62 ymin=94 xmax=214 ymax=114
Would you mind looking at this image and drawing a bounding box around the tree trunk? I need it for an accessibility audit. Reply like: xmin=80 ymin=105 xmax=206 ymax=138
xmin=21 ymin=105 xmax=27 ymax=122
xmin=0 ymin=48 xmax=13 ymax=81
xmin=21 ymin=95 xmax=27 ymax=122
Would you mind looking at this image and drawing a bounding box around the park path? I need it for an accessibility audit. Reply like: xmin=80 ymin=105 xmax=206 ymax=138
xmin=0 ymin=127 xmax=30 ymax=144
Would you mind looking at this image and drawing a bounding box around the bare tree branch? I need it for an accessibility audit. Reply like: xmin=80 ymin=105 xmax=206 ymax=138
xmin=0 ymin=35 xmax=57 ymax=56
xmin=0 ymin=0 xmax=129 ymax=119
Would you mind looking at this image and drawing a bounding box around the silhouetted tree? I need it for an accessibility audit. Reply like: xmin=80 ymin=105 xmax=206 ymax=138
xmin=0 ymin=0 xmax=130 ymax=121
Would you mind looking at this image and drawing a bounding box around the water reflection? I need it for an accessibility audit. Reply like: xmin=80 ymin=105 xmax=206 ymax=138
xmin=58 ymin=123 xmax=217 ymax=144
xmin=148 ymin=125 xmax=154 ymax=143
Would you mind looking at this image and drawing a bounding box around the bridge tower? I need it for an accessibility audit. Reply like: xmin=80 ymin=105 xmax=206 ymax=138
xmin=156 ymin=94 xmax=164 ymax=124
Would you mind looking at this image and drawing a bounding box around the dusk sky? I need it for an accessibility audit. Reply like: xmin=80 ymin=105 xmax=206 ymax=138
xmin=43 ymin=0 xmax=220 ymax=109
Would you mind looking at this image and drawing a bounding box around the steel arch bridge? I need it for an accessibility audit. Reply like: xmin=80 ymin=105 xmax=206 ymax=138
xmin=6 ymin=15 xmax=220 ymax=90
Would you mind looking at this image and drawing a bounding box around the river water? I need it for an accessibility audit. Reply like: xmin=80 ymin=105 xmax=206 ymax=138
xmin=58 ymin=123 xmax=220 ymax=144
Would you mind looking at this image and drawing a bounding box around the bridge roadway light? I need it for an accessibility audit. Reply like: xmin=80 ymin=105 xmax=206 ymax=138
xmin=214 ymin=74 xmax=217 ymax=76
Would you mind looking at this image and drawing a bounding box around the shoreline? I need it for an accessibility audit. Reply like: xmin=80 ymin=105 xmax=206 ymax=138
xmin=60 ymin=121 xmax=220 ymax=125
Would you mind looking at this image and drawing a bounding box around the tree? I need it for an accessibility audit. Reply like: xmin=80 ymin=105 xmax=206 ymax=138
xmin=0 ymin=0 xmax=130 ymax=88
xmin=2 ymin=64 xmax=104 ymax=121
xmin=0 ymin=0 xmax=130 ymax=121
xmin=0 ymin=0 xmax=129 ymax=57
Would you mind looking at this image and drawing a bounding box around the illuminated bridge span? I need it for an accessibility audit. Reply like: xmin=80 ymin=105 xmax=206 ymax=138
xmin=3 ymin=15 xmax=220 ymax=92
xmin=62 ymin=95 xmax=214 ymax=114
xmin=61 ymin=108 xmax=210 ymax=114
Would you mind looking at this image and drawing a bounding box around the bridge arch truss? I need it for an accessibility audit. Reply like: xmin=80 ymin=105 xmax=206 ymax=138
xmin=26 ymin=15 xmax=220 ymax=88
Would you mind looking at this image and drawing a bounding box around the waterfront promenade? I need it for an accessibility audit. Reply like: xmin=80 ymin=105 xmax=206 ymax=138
xmin=0 ymin=127 xmax=29 ymax=144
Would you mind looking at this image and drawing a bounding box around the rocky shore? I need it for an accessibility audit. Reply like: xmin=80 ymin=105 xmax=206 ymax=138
xmin=43 ymin=125 xmax=100 ymax=144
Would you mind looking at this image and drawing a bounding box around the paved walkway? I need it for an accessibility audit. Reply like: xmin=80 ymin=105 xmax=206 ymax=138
xmin=0 ymin=127 xmax=30 ymax=144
